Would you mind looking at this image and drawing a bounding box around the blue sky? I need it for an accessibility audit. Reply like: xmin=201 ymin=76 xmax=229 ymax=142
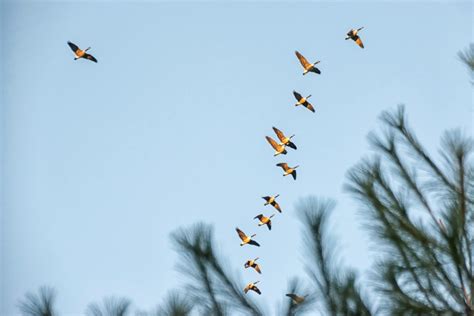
xmin=1 ymin=1 xmax=472 ymax=315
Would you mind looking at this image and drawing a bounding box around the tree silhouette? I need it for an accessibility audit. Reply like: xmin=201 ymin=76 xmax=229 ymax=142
xmin=18 ymin=286 xmax=56 ymax=316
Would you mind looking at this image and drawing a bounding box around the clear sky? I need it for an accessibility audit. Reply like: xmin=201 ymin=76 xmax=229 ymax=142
xmin=1 ymin=1 xmax=472 ymax=315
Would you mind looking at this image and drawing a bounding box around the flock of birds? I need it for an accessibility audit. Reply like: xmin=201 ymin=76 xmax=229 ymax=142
xmin=66 ymin=26 xmax=365 ymax=307
xmin=235 ymin=27 xmax=365 ymax=304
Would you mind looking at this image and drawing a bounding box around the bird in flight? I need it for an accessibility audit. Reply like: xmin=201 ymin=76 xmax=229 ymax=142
xmin=254 ymin=213 xmax=275 ymax=230
xmin=345 ymin=27 xmax=365 ymax=48
xmin=286 ymin=293 xmax=307 ymax=304
xmin=67 ymin=41 xmax=98 ymax=63
xmin=295 ymin=51 xmax=321 ymax=75
xmin=293 ymin=91 xmax=315 ymax=113
xmin=266 ymin=136 xmax=287 ymax=156
xmin=244 ymin=257 xmax=262 ymax=274
xmin=262 ymin=194 xmax=282 ymax=213
xmin=244 ymin=281 xmax=261 ymax=295
xmin=276 ymin=163 xmax=299 ymax=180
xmin=272 ymin=127 xmax=297 ymax=150
xmin=236 ymin=228 xmax=260 ymax=247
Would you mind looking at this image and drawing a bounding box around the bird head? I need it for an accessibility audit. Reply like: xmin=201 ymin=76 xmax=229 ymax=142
xmin=85 ymin=47 xmax=91 ymax=51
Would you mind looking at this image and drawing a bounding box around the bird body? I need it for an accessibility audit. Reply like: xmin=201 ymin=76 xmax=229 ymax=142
xmin=254 ymin=214 xmax=275 ymax=230
xmin=295 ymin=51 xmax=321 ymax=75
xmin=236 ymin=228 xmax=260 ymax=247
xmin=244 ymin=281 xmax=261 ymax=295
xmin=266 ymin=136 xmax=287 ymax=156
xmin=293 ymin=91 xmax=315 ymax=113
xmin=345 ymin=27 xmax=365 ymax=48
xmin=272 ymin=127 xmax=297 ymax=150
xmin=67 ymin=41 xmax=98 ymax=62
xmin=262 ymin=194 xmax=282 ymax=213
xmin=276 ymin=163 xmax=299 ymax=180
xmin=244 ymin=257 xmax=262 ymax=274
xmin=286 ymin=293 xmax=306 ymax=304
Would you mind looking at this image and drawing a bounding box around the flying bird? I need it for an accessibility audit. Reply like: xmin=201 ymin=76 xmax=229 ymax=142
xmin=262 ymin=194 xmax=282 ymax=213
xmin=286 ymin=293 xmax=307 ymax=304
xmin=244 ymin=257 xmax=262 ymax=274
xmin=236 ymin=227 xmax=260 ymax=247
xmin=295 ymin=51 xmax=321 ymax=75
xmin=345 ymin=27 xmax=365 ymax=48
xmin=276 ymin=163 xmax=299 ymax=180
xmin=273 ymin=127 xmax=297 ymax=150
xmin=254 ymin=214 xmax=275 ymax=230
xmin=293 ymin=91 xmax=315 ymax=113
xmin=244 ymin=281 xmax=261 ymax=295
xmin=266 ymin=136 xmax=287 ymax=156
xmin=67 ymin=41 xmax=97 ymax=63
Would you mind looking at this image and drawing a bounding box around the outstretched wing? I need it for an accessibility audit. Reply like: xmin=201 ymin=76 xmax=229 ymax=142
xmin=252 ymin=286 xmax=262 ymax=295
xmin=291 ymin=170 xmax=297 ymax=180
xmin=310 ymin=66 xmax=321 ymax=74
xmin=254 ymin=214 xmax=263 ymax=220
xmin=254 ymin=264 xmax=262 ymax=274
xmin=84 ymin=54 xmax=98 ymax=63
xmin=354 ymin=36 xmax=364 ymax=48
xmin=304 ymin=102 xmax=315 ymax=113
xmin=295 ymin=51 xmax=311 ymax=69
xmin=287 ymin=141 xmax=297 ymax=150
xmin=262 ymin=196 xmax=271 ymax=202
xmin=267 ymin=221 xmax=272 ymax=230
xmin=272 ymin=127 xmax=286 ymax=142
xmin=293 ymin=90 xmax=303 ymax=101
xmin=67 ymin=41 xmax=80 ymax=53
xmin=272 ymin=201 xmax=282 ymax=213
xmin=266 ymin=136 xmax=282 ymax=151
xmin=236 ymin=228 xmax=246 ymax=241
xmin=276 ymin=163 xmax=289 ymax=170
xmin=248 ymin=239 xmax=260 ymax=247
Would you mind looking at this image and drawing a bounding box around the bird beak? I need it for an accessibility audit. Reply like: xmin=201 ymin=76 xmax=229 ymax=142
xmin=255 ymin=257 xmax=259 ymax=261
xmin=251 ymin=234 xmax=256 ymax=238
xmin=315 ymin=61 xmax=320 ymax=64
xmin=255 ymin=281 xmax=260 ymax=284
xmin=85 ymin=47 xmax=91 ymax=51
xmin=307 ymin=95 xmax=312 ymax=99
xmin=295 ymin=165 xmax=300 ymax=169
xmin=358 ymin=26 xmax=364 ymax=31
xmin=275 ymin=194 xmax=280 ymax=198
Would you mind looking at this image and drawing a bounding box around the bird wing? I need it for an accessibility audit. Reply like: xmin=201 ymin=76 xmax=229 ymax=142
xmin=311 ymin=66 xmax=321 ymax=74
xmin=304 ymin=102 xmax=315 ymax=113
xmin=266 ymin=136 xmax=283 ymax=151
xmin=355 ymin=36 xmax=364 ymax=48
xmin=236 ymin=228 xmax=247 ymax=241
xmin=287 ymin=142 xmax=297 ymax=150
xmin=293 ymin=90 xmax=303 ymax=101
xmin=286 ymin=294 xmax=297 ymax=300
xmin=347 ymin=29 xmax=355 ymax=37
xmin=253 ymin=286 xmax=262 ymax=295
xmin=295 ymin=51 xmax=311 ymax=69
xmin=262 ymin=196 xmax=270 ymax=202
xmin=254 ymin=214 xmax=263 ymax=220
xmin=248 ymin=239 xmax=260 ymax=247
xmin=254 ymin=264 xmax=262 ymax=274
xmin=67 ymin=41 xmax=80 ymax=53
xmin=272 ymin=127 xmax=286 ymax=143
xmin=276 ymin=163 xmax=289 ymax=170
xmin=267 ymin=221 xmax=272 ymax=230
xmin=292 ymin=170 xmax=297 ymax=180
xmin=84 ymin=54 xmax=98 ymax=63
xmin=272 ymin=201 xmax=282 ymax=213
xmin=244 ymin=286 xmax=250 ymax=293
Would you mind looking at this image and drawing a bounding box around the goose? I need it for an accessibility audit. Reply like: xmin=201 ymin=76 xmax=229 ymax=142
xmin=236 ymin=228 xmax=260 ymax=247
xmin=286 ymin=293 xmax=307 ymax=304
xmin=273 ymin=127 xmax=297 ymax=150
xmin=67 ymin=41 xmax=98 ymax=63
xmin=276 ymin=163 xmax=299 ymax=180
xmin=244 ymin=257 xmax=262 ymax=274
xmin=262 ymin=194 xmax=282 ymax=213
xmin=293 ymin=91 xmax=315 ymax=113
xmin=345 ymin=27 xmax=364 ymax=48
xmin=266 ymin=136 xmax=287 ymax=156
xmin=254 ymin=214 xmax=275 ymax=230
xmin=244 ymin=281 xmax=261 ymax=295
xmin=295 ymin=51 xmax=321 ymax=75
